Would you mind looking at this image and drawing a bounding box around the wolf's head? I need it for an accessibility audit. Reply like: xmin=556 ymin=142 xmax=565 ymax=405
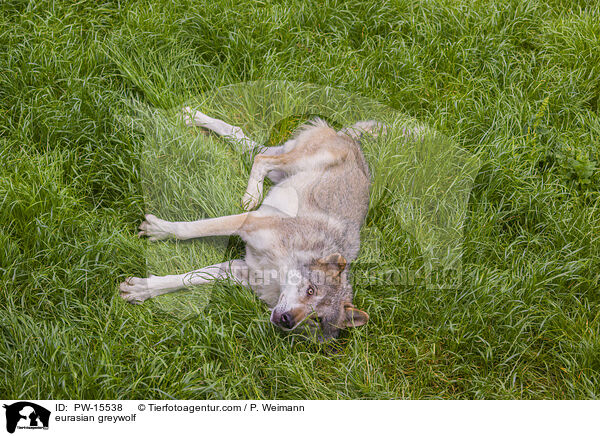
xmin=270 ymin=253 xmax=369 ymax=341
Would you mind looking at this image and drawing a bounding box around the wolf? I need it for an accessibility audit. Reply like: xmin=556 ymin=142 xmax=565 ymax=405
xmin=120 ymin=107 xmax=385 ymax=341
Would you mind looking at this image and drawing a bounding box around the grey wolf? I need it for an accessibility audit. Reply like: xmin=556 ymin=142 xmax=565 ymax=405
xmin=120 ymin=108 xmax=385 ymax=341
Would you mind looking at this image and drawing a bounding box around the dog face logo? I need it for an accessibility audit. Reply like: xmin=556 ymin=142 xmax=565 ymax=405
xmin=286 ymin=269 xmax=302 ymax=286
xmin=2 ymin=402 xmax=50 ymax=433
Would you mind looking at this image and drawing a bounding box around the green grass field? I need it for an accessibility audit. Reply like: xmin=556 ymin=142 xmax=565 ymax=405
xmin=1 ymin=0 xmax=599 ymax=399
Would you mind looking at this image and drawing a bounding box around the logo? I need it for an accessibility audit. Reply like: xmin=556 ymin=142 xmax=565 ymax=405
xmin=2 ymin=402 xmax=50 ymax=433
xmin=287 ymin=269 xmax=302 ymax=285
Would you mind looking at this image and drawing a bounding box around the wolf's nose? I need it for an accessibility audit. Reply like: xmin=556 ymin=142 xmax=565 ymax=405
xmin=280 ymin=312 xmax=293 ymax=329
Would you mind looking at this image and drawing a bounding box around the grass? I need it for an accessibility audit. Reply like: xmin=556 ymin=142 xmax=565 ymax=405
xmin=0 ymin=0 xmax=599 ymax=399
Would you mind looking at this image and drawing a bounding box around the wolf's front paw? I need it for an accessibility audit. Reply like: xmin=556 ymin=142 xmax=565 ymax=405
xmin=138 ymin=214 xmax=174 ymax=241
xmin=119 ymin=277 xmax=152 ymax=304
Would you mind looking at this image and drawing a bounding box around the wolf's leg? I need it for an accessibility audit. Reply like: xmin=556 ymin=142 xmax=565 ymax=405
xmin=256 ymin=144 xmax=287 ymax=183
xmin=181 ymin=107 xmax=261 ymax=152
xmin=181 ymin=107 xmax=287 ymax=182
xmin=338 ymin=120 xmax=428 ymax=142
xmin=119 ymin=259 xmax=249 ymax=304
xmin=241 ymin=145 xmax=347 ymax=210
xmin=138 ymin=212 xmax=256 ymax=241
xmin=337 ymin=120 xmax=388 ymax=141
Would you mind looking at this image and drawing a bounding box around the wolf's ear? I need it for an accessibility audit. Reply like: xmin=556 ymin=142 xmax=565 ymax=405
xmin=315 ymin=253 xmax=347 ymax=277
xmin=343 ymin=304 xmax=369 ymax=328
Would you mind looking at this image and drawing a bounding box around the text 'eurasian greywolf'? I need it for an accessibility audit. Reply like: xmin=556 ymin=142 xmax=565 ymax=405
xmin=120 ymin=108 xmax=385 ymax=340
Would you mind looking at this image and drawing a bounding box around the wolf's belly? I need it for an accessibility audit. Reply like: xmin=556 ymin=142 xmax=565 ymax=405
xmin=260 ymin=185 xmax=299 ymax=217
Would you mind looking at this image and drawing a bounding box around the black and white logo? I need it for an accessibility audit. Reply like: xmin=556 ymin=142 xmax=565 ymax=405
xmin=3 ymin=402 xmax=50 ymax=433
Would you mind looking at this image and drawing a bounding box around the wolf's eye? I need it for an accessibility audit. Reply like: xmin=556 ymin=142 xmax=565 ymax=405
xmin=307 ymin=285 xmax=316 ymax=296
